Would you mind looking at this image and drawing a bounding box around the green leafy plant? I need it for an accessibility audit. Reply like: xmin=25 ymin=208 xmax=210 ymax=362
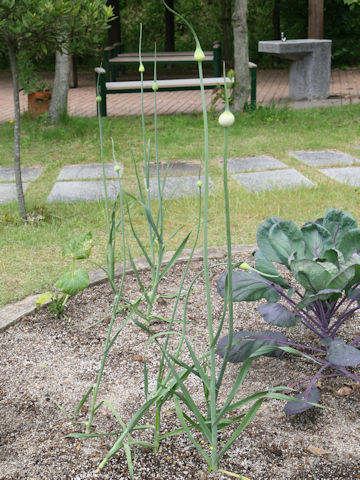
xmin=36 ymin=232 xmax=93 ymax=318
xmin=217 ymin=208 xmax=360 ymax=414
xmin=19 ymin=57 xmax=51 ymax=94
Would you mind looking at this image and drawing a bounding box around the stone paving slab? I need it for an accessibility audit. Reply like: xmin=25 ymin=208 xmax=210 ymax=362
xmin=290 ymin=150 xmax=359 ymax=167
xmin=57 ymin=163 xmax=121 ymax=180
xmin=0 ymin=167 xmax=42 ymax=182
xmin=225 ymin=156 xmax=287 ymax=172
xmin=144 ymin=162 xmax=201 ymax=177
xmin=47 ymin=180 xmax=120 ymax=203
xmin=147 ymin=175 xmax=212 ymax=199
xmin=319 ymin=167 xmax=360 ymax=186
xmin=232 ymin=169 xmax=315 ymax=192
xmin=0 ymin=183 xmax=30 ymax=204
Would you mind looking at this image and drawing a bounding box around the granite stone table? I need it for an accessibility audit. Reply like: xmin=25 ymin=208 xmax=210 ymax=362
xmin=258 ymin=39 xmax=332 ymax=100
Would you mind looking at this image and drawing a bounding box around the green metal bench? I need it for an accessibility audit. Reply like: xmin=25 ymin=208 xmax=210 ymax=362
xmin=96 ymin=42 xmax=257 ymax=116
xmin=104 ymin=41 xmax=223 ymax=80
xmin=96 ymin=70 xmax=232 ymax=116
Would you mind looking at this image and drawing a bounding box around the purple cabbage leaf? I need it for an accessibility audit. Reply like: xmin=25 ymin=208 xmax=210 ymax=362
xmin=284 ymin=386 xmax=321 ymax=416
xmin=257 ymin=302 xmax=301 ymax=327
xmin=217 ymin=331 xmax=288 ymax=363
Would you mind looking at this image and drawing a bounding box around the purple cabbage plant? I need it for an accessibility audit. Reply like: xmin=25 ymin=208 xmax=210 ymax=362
xmin=217 ymin=208 xmax=360 ymax=414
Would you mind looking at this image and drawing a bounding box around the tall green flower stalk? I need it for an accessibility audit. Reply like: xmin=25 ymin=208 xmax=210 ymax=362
xmin=84 ymin=83 xmax=128 ymax=434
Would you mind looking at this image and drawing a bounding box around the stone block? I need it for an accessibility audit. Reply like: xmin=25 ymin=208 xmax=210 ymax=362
xmin=147 ymin=175 xmax=213 ymax=199
xmin=57 ymin=163 xmax=121 ymax=180
xmin=319 ymin=167 xmax=360 ymax=186
xmin=225 ymin=156 xmax=286 ymax=172
xmin=290 ymin=150 xmax=359 ymax=167
xmin=0 ymin=183 xmax=29 ymax=204
xmin=47 ymin=180 xmax=120 ymax=203
xmin=0 ymin=167 xmax=42 ymax=182
xmin=143 ymin=162 xmax=201 ymax=177
xmin=232 ymin=169 xmax=314 ymax=192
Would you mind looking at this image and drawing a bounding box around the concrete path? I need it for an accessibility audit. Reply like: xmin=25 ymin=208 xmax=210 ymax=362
xmin=2 ymin=150 xmax=360 ymax=204
xmin=1 ymin=68 xmax=360 ymax=123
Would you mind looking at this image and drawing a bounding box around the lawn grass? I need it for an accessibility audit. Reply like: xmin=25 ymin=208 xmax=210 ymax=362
xmin=1 ymin=104 xmax=360 ymax=307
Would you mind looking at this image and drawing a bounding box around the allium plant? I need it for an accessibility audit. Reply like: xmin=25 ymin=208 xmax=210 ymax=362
xmin=64 ymin=7 xmax=305 ymax=479
xmin=217 ymin=208 xmax=360 ymax=414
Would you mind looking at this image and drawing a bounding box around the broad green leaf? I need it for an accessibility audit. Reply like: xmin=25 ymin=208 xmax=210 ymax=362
xmin=301 ymin=223 xmax=333 ymax=258
xmin=318 ymin=248 xmax=343 ymax=268
xmin=327 ymin=264 xmax=360 ymax=291
xmin=326 ymin=339 xmax=360 ymax=366
xmin=216 ymin=270 xmax=280 ymax=303
xmin=253 ymin=249 xmax=289 ymax=288
xmin=296 ymin=289 xmax=342 ymax=309
xmin=257 ymin=303 xmax=300 ymax=327
xmin=268 ymin=220 xmax=305 ymax=266
xmin=55 ymin=269 xmax=90 ymax=296
xmin=338 ymin=228 xmax=360 ymax=260
xmin=323 ymin=208 xmax=358 ymax=246
xmin=284 ymin=386 xmax=321 ymax=415
xmin=256 ymin=216 xmax=282 ymax=263
xmin=62 ymin=232 xmax=93 ymax=260
xmin=36 ymin=291 xmax=53 ymax=306
xmin=291 ymin=259 xmax=331 ymax=293
xmin=217 ymin=330 xmax=288 ymax=363
xmin=314 ymin=260 xmax=338 ymax=277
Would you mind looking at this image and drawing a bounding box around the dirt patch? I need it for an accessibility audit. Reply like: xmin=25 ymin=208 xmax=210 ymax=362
xmin=1 ymin=250 xmax=359 ymax=479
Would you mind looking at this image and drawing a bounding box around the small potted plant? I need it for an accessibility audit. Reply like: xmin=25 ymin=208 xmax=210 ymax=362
xmin=19 ymin=58 xmax=52 ymax=117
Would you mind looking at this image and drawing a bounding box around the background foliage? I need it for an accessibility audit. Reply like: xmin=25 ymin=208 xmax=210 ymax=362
xmin=1 ymin=0 xmax=359 ymax=69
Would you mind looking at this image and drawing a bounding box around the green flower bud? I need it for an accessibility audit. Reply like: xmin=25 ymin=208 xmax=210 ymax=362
xmin=114 ymin=164 xmax=121 ymax=172
xmin=218 ymin=110 xmax=235 ymax=128
xmin=240 ymin=262 xmax=251 ymax=271
xmin=197 ymin=180 xmax=203 ymax=187
xmin=152 ymin=81 xmax=158 ymax=91
xmin=138 ymin=63 xmax=145 ymax=73
xmin=194 ymin=45 xmax=205 ymax=62
xmin=96 ymin=95 xmax=102 ymax=103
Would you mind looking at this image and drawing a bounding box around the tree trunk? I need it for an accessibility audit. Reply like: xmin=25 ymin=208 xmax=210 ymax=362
xmin=221 ymin=0 xmax=232 ymax=62
xmin=308 ymin=0 xmax=324 ymax=39
xmin=232 ymin=0 xmax=250 ymax=112
xmin=165 ymin=0 xmax=175 ymax=51
xmin=48 ymin=47 xmax=70 ymax=124
xmin=8 ymin=42 xmax=27 ymax=221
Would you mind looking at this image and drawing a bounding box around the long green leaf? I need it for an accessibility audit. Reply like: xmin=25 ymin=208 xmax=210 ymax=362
xmin=173 ymin=396 xmax=211 ymax=465
xmin=124 ymin=443 xmax=134 ymax=480
xmin=159 ymin=232 xmax=191 ymax=280
xmin=219 ymin=399 xmax=264 ymax=458
xmin=185 ymin=338 xmax=210 ymax=390
xmin=73 ymin=385 xmax=94 ymax=417
xmin=159 ymin=345 xmax=212 ymax=441
xmin=215 ymin=358 xmax=253 ymax=424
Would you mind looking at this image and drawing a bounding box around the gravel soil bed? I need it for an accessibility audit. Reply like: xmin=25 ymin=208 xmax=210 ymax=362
xmin=1 ymin=249 xmax=360 ymax=480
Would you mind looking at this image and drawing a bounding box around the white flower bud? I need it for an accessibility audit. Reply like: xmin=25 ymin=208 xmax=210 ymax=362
xmin=218 ymin=110 xmax=235 ymax=128
xmin=194 ymin=46 xmax=205 ymax=62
